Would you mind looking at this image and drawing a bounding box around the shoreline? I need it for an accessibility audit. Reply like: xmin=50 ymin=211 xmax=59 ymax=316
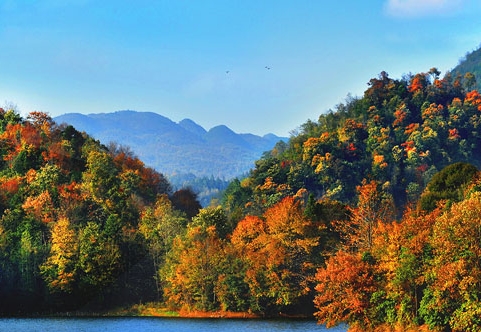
xmin=129 ymin=305 xmax=311 ymax=320
xmin=135 ymin=306 xmax=261 ymax=319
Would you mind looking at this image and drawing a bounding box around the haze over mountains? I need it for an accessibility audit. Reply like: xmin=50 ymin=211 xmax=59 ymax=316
xmin=54 ymin=111 xmax=286 ymax=180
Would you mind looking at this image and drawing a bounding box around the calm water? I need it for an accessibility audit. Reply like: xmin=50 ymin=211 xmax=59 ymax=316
xmin=0 ymin=317 xmax=347 ymax=332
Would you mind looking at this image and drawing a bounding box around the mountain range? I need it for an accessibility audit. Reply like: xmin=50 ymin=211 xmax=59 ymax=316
xmin=54 ymin=111 xmax=286 ymax=180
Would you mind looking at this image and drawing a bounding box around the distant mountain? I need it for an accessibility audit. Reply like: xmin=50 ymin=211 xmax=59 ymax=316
xmin=451 ymin=45 xmax=481 ymax=90
xmin=54 ymin=111 xmax=287 ymax=180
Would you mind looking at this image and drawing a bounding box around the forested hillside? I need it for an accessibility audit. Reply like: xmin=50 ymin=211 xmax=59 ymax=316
xmin=223 ymin=68 xmax=481 ymax=216
xmin=215 ymin=66 xmax=481 ymax=330
xmin=3 ymin=62 xmax=481 ymax=331
xmin=0 ymin=110 xmax=196 ymax=313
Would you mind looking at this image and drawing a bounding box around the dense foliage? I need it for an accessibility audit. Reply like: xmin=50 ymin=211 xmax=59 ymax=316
xmin=0 ymin=110 xmax=176 ymax=313
xmin=224 ymin=68 xmax=481 ymax=217
xmin=4 ymin=63 xmax=481 ymax=331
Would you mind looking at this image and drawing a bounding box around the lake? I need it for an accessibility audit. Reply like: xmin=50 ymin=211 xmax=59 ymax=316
xmin=0 ymin=317 xmax=347 ymax=332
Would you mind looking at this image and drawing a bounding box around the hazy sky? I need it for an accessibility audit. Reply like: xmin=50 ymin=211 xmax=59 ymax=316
xmin=1 ymin=0 xmax=481 ymax=136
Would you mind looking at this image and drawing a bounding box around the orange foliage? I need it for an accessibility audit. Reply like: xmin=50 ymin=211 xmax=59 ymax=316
xmin=393 ymin=106 xmax=408 ymax=127
xmin=404 ymin=123 xmax=419 ymax=136
xmin=0 ymin=176 xmax=23 ymax=205
xmin=338 ymin=180 xmax=396 ymax=251
xmin=373 ymin=154 xmax=388 ymax=169
xmin=22 ymin=191 xmax=55 ymax=223
xmin=314 ymin=250 xmax=376 ymax=328
xmin=113 ymin=151 xmax=145 ymax=171
xmin=401 ymin=141 xmax=416 ymax=155
xmin=431 ymin=193 xmax=481 ymax=293
xmin=421 ymin=103 xmax=444 ymax=121
xmin=344 ymin=119 xmax=364 ymax=131
xmin=27 ymin=111 xmax=54 ymax=137
xmin=256 ymin=176 xmax=290 ymax=193
xmin=448 ymin=128 xmax=461 ymax=140
xmin=303 ymin=137 xmax=322 ymax=150
xmin=433 ymin=78 xmax=444 ymax=89
xmin=0 ymin=176 xmax=22 ymax=194
xmin=42 ymin=141 xmax=71 ymax=168
xmin=408 ymin=76 xmax=424 ymax=93
xmin=59 ymin=181 xmax=83 ymax=204
xmin=464 ymin=90 xmax=481 ymax=111
xmin=231 ymin=196 xmax=319 ymax=307
xmin=373 ymin=208 xmax=437 ymax=293
xmin=230 ymin=215 xmax=266 ymax=253
xmin=0 ymin=122 xmax=43 ymax=161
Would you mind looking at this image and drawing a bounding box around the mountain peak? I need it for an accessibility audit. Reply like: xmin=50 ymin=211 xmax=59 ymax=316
xmin=178 ymin=118 xmax=207 ymax=137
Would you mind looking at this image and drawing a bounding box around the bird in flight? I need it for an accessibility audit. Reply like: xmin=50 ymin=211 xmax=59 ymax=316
xmin=265 ymin=66 xmax=271 ymax=70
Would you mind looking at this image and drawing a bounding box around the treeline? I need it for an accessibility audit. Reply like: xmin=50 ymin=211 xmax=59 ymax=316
xmin=3 ymin=64 xmax=481 ymax=331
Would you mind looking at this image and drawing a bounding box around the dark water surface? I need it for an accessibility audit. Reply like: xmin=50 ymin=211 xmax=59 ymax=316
xmin=0 ymin=317 xmax=347 ymax=331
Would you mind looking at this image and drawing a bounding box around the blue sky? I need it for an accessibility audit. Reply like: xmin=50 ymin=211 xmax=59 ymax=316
xmin=1 ymin=0 xmax=481 ymax=136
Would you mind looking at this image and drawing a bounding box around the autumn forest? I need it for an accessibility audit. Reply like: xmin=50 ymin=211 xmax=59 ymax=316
xmin=2 ymin=61 xmax=481 ymax=331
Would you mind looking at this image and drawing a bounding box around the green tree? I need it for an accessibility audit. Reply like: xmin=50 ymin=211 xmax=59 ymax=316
xmin=78 ymin=222 xmax=121 ymax=296
xmin=82 ymin=148 xmax=120 ymax=205
xmin=139 ymin=195 xmax=187 ymax=298
xmin=191 ymin=206 xmax=230 ymax=239
xmin=0 ymin=107 xmax=22 ymax=133
xmin=418 ymin=162 xmax=478 ymax=212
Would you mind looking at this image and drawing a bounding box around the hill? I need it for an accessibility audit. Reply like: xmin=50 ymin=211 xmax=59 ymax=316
xmin=0 ymin=110 xmax=174 ymax=313
xmin=54 ymin=111 xmax=286 ymax=180
xmin=223 ymin=68 xmax=481 ymax=217
xmin=216 ymin=66 xmax=481 ymax=330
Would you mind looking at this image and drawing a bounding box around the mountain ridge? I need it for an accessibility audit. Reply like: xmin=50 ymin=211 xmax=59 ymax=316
xmin=54 ymin=110 xmax=286 ymax=180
